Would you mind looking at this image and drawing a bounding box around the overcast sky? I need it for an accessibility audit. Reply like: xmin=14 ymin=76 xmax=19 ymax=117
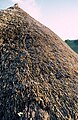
xmin=0 ymin=0 xmax=78 ymax=40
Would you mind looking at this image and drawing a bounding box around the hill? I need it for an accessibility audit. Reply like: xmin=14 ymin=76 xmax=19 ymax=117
xmin=0 ymin=4 xmax=78 ymax=120
xmin=65 ymin=39 xmax=78 ymax=53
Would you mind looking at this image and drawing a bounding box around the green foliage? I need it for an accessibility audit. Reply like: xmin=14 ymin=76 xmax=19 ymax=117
xmin=65 ymin=39 xmax=78 ymax=53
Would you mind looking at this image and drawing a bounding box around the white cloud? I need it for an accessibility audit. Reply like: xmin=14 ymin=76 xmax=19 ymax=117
xmin=11 ymin=0 xmax=41 ymax=20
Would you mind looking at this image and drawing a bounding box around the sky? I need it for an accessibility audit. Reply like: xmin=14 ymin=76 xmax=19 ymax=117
xmin=0 ymin=0 xmax=78 ymax=40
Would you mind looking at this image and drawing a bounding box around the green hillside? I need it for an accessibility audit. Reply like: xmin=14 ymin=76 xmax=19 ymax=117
xmin=65 ymin=39 xmax=78 ymax=53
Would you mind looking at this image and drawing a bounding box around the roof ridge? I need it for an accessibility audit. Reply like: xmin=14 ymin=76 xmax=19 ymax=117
xmin=14 ymin=3 xmax=19 ymax=8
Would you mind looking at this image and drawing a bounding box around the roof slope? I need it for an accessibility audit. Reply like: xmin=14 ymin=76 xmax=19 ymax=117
xmin=0 ymin=4 xmax=78 ymax=120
